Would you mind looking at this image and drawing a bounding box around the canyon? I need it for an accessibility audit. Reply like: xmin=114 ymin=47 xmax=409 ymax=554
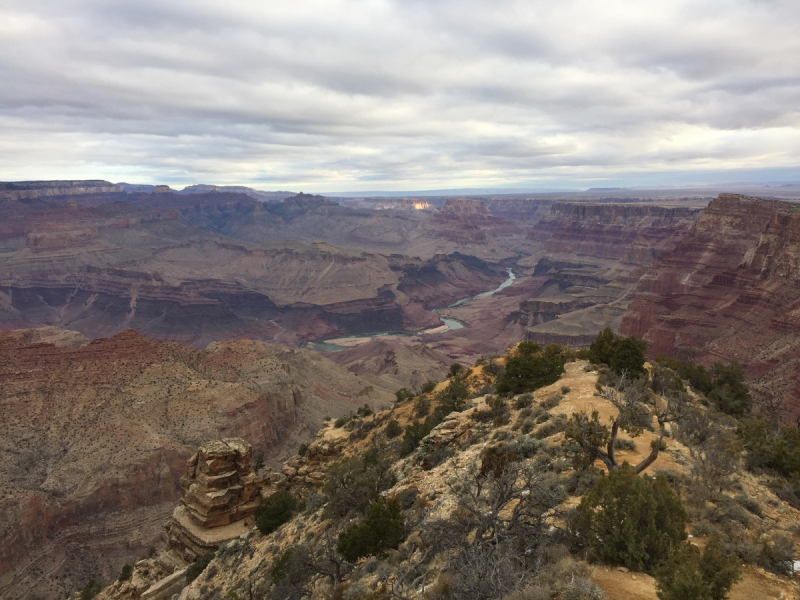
xmin=5 ymin=180 xmax=800 ymax=598
xmin=620 ymin=194 xmax=800 ymax=418
xmin=0 ymin=327 xmax=393 ymax=599
xmin=0 ymin=186 xmax=512 ymax=348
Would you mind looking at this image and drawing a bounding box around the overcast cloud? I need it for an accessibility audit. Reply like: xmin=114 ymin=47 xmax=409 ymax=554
xmin=1 ymin=0 xmax=799 ymax=190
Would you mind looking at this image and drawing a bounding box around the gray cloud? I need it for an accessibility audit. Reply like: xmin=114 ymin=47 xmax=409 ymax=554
xmin=0 ymin=0 xmax=799 ymax=190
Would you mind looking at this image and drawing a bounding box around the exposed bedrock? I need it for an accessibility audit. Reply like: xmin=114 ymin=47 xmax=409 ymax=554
xmin=0 ymin=328 xmax=392 ymax=599
xmin=620 ymin=194 xmax=800 ymax=417
xmin=529 ymin=202 xmax=701 ymax=265
xmin=503 ymin=202 xmax=701 ymax=348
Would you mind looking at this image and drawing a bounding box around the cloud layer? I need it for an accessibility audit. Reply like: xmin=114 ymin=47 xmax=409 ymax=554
xmin=1 ymin=0 xmax=799 ymax=190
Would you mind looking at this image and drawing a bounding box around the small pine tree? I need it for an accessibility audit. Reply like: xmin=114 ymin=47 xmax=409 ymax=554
xmin=255 ymin=491 xmax=298 ymax=535
xmin=421 ymin=380 xmax=438 ymax=394
xmin=385 ymin=419 xmax=402 ymax=438
xmin=589 ymin=327 xmax=617 ymax=366
xmin=572 ymin=463 xmax=686 ymax=572
xmin=588 ymin=328 xmax=647 ymax=375
xmin=708 ymin=361 xmax=751 ymax=416
xmin=495 ymin=344 xmax=566 ymax=395
xmin=656 ymin=536 xmax=740 ymax=600
xmin=609 ymin=336 xmax=648 ymax=376
xmin=337 ymin=498 xmax=404 ymax=562
xmin=395 ymin=388 xmax=414 ymax=403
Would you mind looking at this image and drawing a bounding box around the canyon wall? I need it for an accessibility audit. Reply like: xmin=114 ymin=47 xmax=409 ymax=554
xmin=620 ymin=194 xmax=800 ymax=417
xmin=0 ymin=328 xmax=392 ymax=599
xmin=509 ymin=202 xmax=701 ymax=347
xmin=0 ymin=189 xmax=509 ymax=348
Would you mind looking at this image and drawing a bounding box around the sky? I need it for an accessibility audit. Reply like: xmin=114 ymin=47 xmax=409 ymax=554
xmin=1 ymin=0 xmax=799 ymax=192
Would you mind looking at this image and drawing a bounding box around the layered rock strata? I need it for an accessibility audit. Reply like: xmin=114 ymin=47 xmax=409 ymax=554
xmin=167 ymin=439 xmax=263 ymax=561
xmin=0 ymin=180 xmax=122 ymax=200
xmin=620 ymin=194 xmax=800 ymax=417
xmin=0 ymin=188 xmax=509 ymax=347
xmin=509 ymin=203 xmax=701 ymax=347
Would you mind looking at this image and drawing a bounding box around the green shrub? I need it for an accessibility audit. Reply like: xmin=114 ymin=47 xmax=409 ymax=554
xmin=758 ymin=532 xmax=795 ymax=576
xmin=515 ymin=394 xmax=533 ymax=409
xmin=337 ymin=498 xmax=404 ymax=562
xmin=297 ymin=443 xmax=308 ymax=457
xmin=401 ymin=379 xmax=470 ymax=455
xmin=118 ymin=564 xmax=132 ymax=582
xmin=655 ymin=536 xmax=740 ymax=600
xmin=572 ymin=464 xmax=687 ymax=572
xmin=448 ymin=363 xmax=463 ymax=378
xmin=589 ymin=328 xmax=647 ymax=376
xmin=385 ymin=419 xmax=402 ymax=438
xmin=270 ymin=545 xmax=313 ymax=593
xmin=435 ymin=378 xmax=469 ymax=417
xmin=517 ymin=342 xmax=541 ymax=356
xmin=614 ymin=438 xmax=637 ymax=451
xmin=79 ymin=579 xmax=103 ymax=600
xmin=541 ymin=393 xmax=562 ymax=410
xmin=400 ymin=417 xmax=437 ymax=456
xmin=186 ymin=551 xmax=214 ymax=584
xmin=395 ymin=387 xmax=414 ymax=403
xmin=532 ymin=414 xmax=565 ymax=439
xmin=421 ymin=380 xmax=438 ymax=394
xmin=334 ymin=415 xmax=349 ymax=428
xmin=323 ymin=448 xmax=395 ymax=517
xmin=496 ymin=345 xmax=566 ymax=395
xmin=414 ymin=396 xmax=431 ymax=417
xmin=740 ymin=417 xmax=800 ymax=477
xmin=588 ymin=328 xmax=616 ymax=366
xmin=255 ymin=491 xmax=298 ymax=535
xmin=356 ymin=403 xmax=373 ymax=417
xmin=677 ymin=361 xmax=713 ymax=395
xmin=472 ymin=396 xmax=509 ymax=423
xmin=610 ymin=336 xmax=647 ymax=376
xmin=708 ymin=361 xmax=751 ymax=417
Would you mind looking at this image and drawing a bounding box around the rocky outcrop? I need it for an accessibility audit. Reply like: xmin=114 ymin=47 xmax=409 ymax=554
xmin=167 ymin=439 xmax=263 ymax=560
xmin=620 ymin=194 xmax=800 ymax=417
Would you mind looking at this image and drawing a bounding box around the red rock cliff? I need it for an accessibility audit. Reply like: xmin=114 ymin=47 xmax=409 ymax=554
xmin=619 ymin=194 xmax=800 ymax=417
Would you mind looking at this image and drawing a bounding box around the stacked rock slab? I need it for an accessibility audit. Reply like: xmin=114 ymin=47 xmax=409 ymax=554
xmin=167 ymin=438 xmax=262 ymax=561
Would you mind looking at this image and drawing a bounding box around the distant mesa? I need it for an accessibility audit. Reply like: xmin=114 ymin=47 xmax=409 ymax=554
xmin=177 ymin=184 xmax=297 ymax=202
xmin=0 ymin=180 xmax=122 ymax=200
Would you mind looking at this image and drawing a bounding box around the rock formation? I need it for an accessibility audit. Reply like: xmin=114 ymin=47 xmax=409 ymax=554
xmin=167 ymin=439 xmax=263 ymax=560
xmin=619 ymin=194 xmax=800 ymax=418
